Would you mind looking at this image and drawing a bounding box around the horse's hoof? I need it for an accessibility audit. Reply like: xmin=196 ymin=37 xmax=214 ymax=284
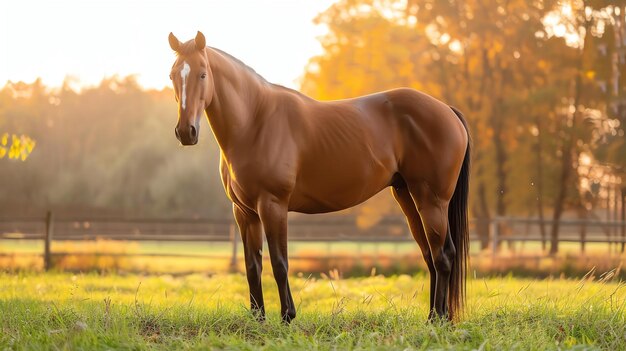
xmin=281 ymin=310 xmax=296 ymax=324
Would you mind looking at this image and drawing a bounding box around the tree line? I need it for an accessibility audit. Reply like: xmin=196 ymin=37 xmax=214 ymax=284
xmin=0 ymin=77 xmax=232 ymax=219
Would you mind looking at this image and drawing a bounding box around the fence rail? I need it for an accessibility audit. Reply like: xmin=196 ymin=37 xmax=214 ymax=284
xmin=488 ymin=216 xmax=626 ymax=256
xmin=1 ymin=212 xmax=625 ymax=270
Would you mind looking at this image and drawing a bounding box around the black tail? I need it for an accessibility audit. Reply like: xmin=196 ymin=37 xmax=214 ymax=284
xmin=448 ymin=106 xmax=471 ymax=321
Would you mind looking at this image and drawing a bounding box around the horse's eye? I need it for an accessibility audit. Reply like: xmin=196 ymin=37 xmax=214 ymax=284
xmin=200 ymin=73 xmax=207 ymax=79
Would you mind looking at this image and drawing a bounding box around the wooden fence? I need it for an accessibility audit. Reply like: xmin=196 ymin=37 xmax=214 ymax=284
xmin=1 ymin=212 xmax=415 ymax=271
xmin=1 ymin=212 xmax=625 ymax=271
xmin=489 ymin=217 xmax=626 ymax=256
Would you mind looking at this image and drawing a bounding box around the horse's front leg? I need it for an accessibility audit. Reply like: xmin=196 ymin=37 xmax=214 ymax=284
xmin=233 ymin=205 xmax=266 ymax=320
xmin=258 ymin=196 xmax=296 ymax=323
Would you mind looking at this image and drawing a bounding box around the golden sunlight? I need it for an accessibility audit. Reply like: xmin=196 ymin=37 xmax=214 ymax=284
xmin=0 ymin=0 xmax=335 ymax=89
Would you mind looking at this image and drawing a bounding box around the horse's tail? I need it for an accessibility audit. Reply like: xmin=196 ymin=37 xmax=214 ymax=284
xmin=448 ymin=106 xmax=471 ymax=321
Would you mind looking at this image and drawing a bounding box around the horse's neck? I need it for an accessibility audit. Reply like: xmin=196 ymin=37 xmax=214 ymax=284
xmin=205 ymin=48 xmax=267 ymax=153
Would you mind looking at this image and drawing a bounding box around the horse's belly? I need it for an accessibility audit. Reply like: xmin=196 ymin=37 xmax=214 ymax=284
xmin=288 ymin=165 xmax=394 ymax=214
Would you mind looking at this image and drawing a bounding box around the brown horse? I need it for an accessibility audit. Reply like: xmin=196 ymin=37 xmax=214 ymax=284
xmin=168 ymin=31 xmax=470 ymax=322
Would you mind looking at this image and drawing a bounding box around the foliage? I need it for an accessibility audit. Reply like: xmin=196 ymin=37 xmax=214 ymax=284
xmin=0 ymin=77 xmax=231 ymax=218
xmin=1 ymin=272 xmax=625 ymax=350
xmin=0 ymin=133 xmax=35 ymax=161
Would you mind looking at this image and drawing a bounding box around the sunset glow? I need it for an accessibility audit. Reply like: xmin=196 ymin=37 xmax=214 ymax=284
xmin=0 ymin=0 xmax=334 ymax=90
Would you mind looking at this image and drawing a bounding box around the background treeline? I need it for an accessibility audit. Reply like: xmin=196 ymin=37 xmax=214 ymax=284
xmin=0 ymin=77 xmax=232 ymax=218
xmin=1 ymin=1 xmax=625 ymax=251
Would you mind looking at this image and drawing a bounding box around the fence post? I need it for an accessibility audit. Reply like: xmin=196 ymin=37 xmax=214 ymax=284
xmin=490 ymin=218 xmax=499 ymax=258
xmin=44 ymin=211 xmax=54 ymax=271
xmin=613 ymin=183 xmax=619 ymax=251
xmin=621 ymin=187 xmax=626 ymax=253
xmin=579 ymin=208 xmax=587 ymax=254
xmin=229 ymin=222 xmax=238 ymax=272
xmin=607 ymin=184 xmax=613 ymax=253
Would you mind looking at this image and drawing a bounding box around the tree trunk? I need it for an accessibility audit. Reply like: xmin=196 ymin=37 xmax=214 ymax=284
xmin=490 ymin=61 xmax=508 ymax=220
xmin=473 ymin=181 xmax=491 ymax=250
xmin=460 ymin=41 xmax=492 ymax=250
xmin=549 ymin=139 xmax=572 ymax=255
xmin=533 ymin=115 xmax=547 ymax=251
xmin=470 ymin=136 xmax=491 ymax=251
xmin=549 ymin=14 xmax=591 ymax=255
xmin=493 ymin=118 xmax=507 ymax=218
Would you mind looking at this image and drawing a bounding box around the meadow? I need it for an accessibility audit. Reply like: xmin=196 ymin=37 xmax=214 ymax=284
xmin=1 ymin=271 xmax=626 ymax=350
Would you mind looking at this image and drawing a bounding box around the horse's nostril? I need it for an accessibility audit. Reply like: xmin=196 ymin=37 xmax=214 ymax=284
xmin=174 ymin=127 xmax=180 ymax=140
xmin=190 ymin=125 xmax=197 ymax=139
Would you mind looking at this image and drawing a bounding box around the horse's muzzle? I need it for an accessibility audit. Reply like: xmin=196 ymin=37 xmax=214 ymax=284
xmin=175 ymin=124 xmax=198 ymax=145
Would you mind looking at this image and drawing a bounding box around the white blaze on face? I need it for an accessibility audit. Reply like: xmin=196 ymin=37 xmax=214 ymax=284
xmin=180 ymin=61 xmax=191 ymax=110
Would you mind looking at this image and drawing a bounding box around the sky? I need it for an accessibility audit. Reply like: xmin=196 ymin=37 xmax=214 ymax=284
xmin=0 ymin=0 xmax=335 ymax=90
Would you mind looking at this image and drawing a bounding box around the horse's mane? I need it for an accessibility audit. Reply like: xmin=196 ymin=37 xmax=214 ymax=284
xmin=208 ymin=46 xmax=269 ymax=84
xmin=176 ymin=41 xmax=263 ymax=79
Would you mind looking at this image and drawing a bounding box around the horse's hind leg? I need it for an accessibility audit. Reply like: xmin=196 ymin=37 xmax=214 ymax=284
xmin=391 ymin=186 xmax=437 ymax=316
xmin=408 ymin=183 xmax=456 ymax=320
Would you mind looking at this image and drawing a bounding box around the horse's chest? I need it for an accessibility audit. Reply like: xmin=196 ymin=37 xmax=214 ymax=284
xmin=221 ymin=158 xmax=296 ymax=213
xmin=220 ymin=163 xmax=255 ymax=210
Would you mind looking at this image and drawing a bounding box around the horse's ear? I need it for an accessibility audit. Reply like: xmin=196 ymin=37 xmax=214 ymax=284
xmin=195 ymin=31 xmax=206 ymax=51
xmin=168 ymin=32 xmax=181 ymax=52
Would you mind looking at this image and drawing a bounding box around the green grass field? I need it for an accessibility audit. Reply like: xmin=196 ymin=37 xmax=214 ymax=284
xmin=1 ymin=271 xmax=626 ymax=350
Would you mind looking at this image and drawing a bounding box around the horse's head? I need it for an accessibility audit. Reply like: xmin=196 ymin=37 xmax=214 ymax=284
xmin=168 ymin=31 xmax=214 ymax=145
